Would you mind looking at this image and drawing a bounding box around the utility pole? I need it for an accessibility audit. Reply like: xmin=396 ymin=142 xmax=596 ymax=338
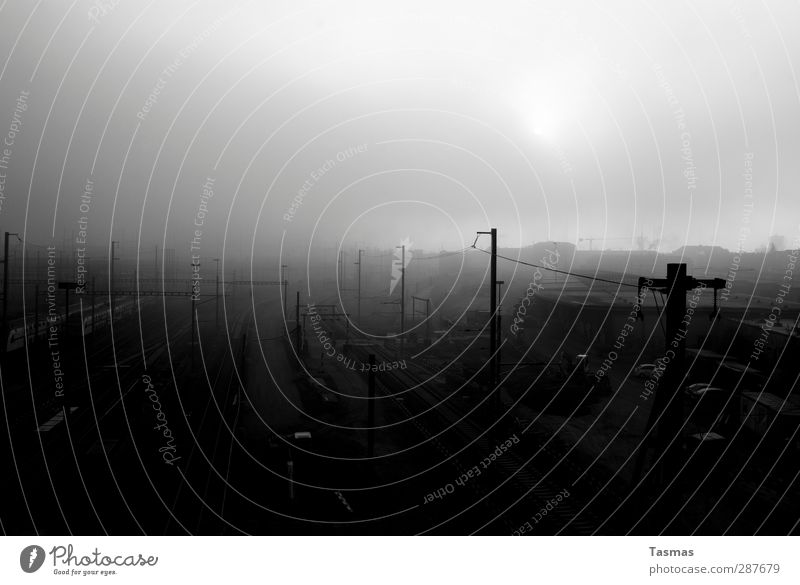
xmin=295 ymin=291 xmax=301 ymax=353
xmin=2 ymin=232 xmax=9 ymax=355
xmin=632 ymin=264 xmax=724 ymax=486
xmin=397 ymin=244 xmax=405 ymax=354
xmin=231 ymin=269 xmax=236 ymax=313
xmin=213 ymin=258 xmax=220 ymax=327
xmin=110 ymin=241 xmax=119 ymax=320
xmin=412 ymin=295 xmax=432 ymax=345
xmin=34 ymin=284 xmax=39 ymax=345
xmin=355 ymin=249 xmax=363 ymax=321
xmin=497 ymin=280 xmax=504 ymax=381
xmin=661 ymin=264 xmax=687 ymax=461
xmin=191 ymin=292 xmax=196 ymax=369
xmin=281 ymin=264 xmax=288 ymax=318
xmin=401 ymin=245 xmax=405 ymax=343
xmin=190 ymin=261 xmax=199 ymax=369
xmin=367 ymin=353 xmax=375 ymax=457
xmin=2 ymin=232 xmax=17 ymax=356
xmin=91 ymin=276 xmax=96 ymax=337
xmin=424 ymin=297 xmax=430 ymax=345
xmin=477 ymin=228 xmax=498 ymax=404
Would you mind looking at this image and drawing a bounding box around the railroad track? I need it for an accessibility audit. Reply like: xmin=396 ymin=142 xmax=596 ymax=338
xmin=162 ymin=302 xmax=250 ymax=534
xmin=1 ymin=296 xmax=229 ymax=533
xmin=317 ymin=316 xmax=609 ymax=534
xmin=378 ymin=346 xmax=594 ymax=533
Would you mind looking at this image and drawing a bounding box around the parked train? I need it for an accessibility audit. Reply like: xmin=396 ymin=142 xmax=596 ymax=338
xmin=5 ymin=299 xmax=139 ymax=352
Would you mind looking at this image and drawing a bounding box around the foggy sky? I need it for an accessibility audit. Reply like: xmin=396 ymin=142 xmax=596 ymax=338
xmin=0 ymin=0 xmax=798 ymax=266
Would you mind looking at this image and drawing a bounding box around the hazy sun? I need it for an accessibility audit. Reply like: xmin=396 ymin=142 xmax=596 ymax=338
xmin=512 ymin=79 xmax=570 ymax=141
xmin=528 ymin=107 xmax=561 ymax=139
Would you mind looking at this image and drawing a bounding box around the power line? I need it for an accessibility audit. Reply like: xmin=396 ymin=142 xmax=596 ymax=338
xmin=361 ymin=247 xmax=471 ymax=261
xmin=413 ymin=247 xmax=472 ymax=261
xmin=475 ymin=248 xmax=639 ymax=288
xmin=651 ymin=289 xmax=666 ymax=336
xmin=13 ymin=235 xmax=50 ymax=249
xmin=360 ymin=252 xmax=392 ymax=259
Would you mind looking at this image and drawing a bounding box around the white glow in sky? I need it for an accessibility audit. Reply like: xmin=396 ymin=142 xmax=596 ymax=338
xmin=0 ymin=0 xmax=798 ymax=254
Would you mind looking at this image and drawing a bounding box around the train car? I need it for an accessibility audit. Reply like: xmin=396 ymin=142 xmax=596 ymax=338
xmin=5 ymin=298 xmax=140 ymax=353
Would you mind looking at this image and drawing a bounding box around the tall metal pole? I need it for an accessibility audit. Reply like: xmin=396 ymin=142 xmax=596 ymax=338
xmin=189 ymin=260 xmax=199 ymax=369
xmin=231 ymin=269 xmax=236 ymax=313
xmin=658 ymin=263 xmax=687 ymax=474
xmin=490 ymin=229 xmax=497 ymax=397
xmin=2 ymin=232 xmax=9 ymax=355
xmin=497 ymin=280 xmax=504 ymax=387
xmin=91 ymin=276 xmax=96 ymax=337
xmin=34 ymin=284 xmax=39 ymax=345
xmin=400 ymin=245 xmax=405 ymax=355
xmin=356 ymin=249 xmax=362 ymax=321
xmin=628 ymin=265 xmax=724 ymax=510
xmin=477 ymin=228 xmax=498 ymax=395
xmin=214 ymin=258 xmax=220 ymax=327
xmin=110 ymin=241 xmax=119 ymax=320
xmin=295 ymin=291 xmax=301 ymax=353
xmin=426 ymin=297 xmax=431 ymax=345
xmin=281 ymin=264 xmax=288 ymax=318
xmin=367 ymin=353 xmax=375 ymax=457
xmin=191 ymin=283 xmax=196 ymax=370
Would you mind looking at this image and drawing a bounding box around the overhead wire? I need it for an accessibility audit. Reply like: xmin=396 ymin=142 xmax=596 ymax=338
xmin=651 ymin=288 xmax=666 ymax=335
xmin=360 ymin=247 xmax=472 ymax=261
xmin=473 ymin=248 xmax=640 ymax=288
